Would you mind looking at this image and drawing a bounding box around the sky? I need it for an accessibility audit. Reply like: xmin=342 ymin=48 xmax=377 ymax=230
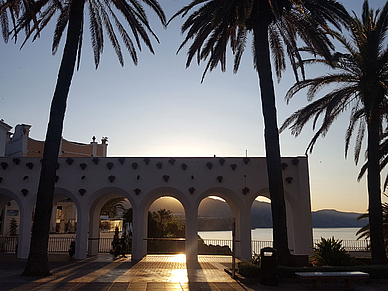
xmin=0 ymin=0 xmax=386 ymax=213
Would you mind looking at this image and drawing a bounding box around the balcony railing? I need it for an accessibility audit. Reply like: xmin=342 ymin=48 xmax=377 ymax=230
xmin=0 ymin=236 xmax=373 ymax=254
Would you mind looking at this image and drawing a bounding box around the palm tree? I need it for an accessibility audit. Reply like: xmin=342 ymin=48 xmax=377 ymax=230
xmin=170 ymin=0 xmax=349 ymax=264
xmin=356 ymin=197 xmax=388 ymax=250
xmin=17 ymin=0 xmax=166 ymax=276
xmin=156 ymin=208 xmax=172 ymax=224
xmin=100 ymin=197 xmax=126 ymax=218
xmin=280 ymin=0 xmax=388 ymax=264
xmin=0 ymin=0 xmax=40 ymax=43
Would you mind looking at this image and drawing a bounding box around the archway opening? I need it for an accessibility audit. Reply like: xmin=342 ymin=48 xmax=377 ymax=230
xmin=147 ymin=196 xmax=185 ymax=254
xmin=198 ymin=196 xmax=233 ymax=255
xmin=251 ymin=195 xmax=273 ymax=254
xmin=95 ymin=196 xmax=132 ymax=256
xmin=0 ymin=195 xmax=20 ymax=253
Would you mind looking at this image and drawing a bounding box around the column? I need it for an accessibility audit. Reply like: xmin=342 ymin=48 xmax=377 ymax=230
xmin=88 ymin=207 xmax=100 ymax=256
xmin=237 ymin=205 xmax=252 ymax=261
xmin=50 ymin=205 xmax=57 ymax=233
xmin=131 ymin=205 xmax=147 ymax=260
xmin=17 ymin=202 xmax=34 ymax=259
xmin=75 ymin=204 xmax=89 ymax=259
xmin=185 ymin=207 xmax=198 ymax=261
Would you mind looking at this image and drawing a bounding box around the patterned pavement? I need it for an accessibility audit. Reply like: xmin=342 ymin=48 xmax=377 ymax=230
xmin=0 ymin=254 xmax=387 ymax=290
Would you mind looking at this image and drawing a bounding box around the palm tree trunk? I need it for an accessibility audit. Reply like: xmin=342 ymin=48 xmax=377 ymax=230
xmin=367 ymin=101 xmax=387 ymax=265
xmin=23 ymin=0 xmax=85 ymax=276
xmin=253 ymin=23 xmax=290 ymax=264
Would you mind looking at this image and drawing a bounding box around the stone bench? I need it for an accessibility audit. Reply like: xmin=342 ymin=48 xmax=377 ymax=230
xmin=295 ymin=271 xmax=369 ymax=290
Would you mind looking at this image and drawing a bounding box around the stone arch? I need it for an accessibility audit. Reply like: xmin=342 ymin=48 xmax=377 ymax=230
xmin=134 ymin=187 xmax=189 ymax=259
xmin=249 ymin=187 xmax=301 ymax=254
xmin=87 ymin=187 xmax=134 ymax=256
xmin=0 ymin=188 xmax=33 ymax=258
xmin=196 ymin=187 xmax=243 ymax=217
xmin=196 ymin=187 xmax=248 ymax=259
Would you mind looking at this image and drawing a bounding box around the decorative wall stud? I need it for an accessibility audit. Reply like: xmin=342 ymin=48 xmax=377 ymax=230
xmin=206 ymin=162 xmax=213 ymax=169
xmin=134 ymin=188 xmax=141 ymax=195
xmin=81 ymin=175 xmax=86 ymax=180
xmin=21 ymin=189 xmax=29 ymax=196
xmin=23 ymin=176 xmax=28 ymax=180
xmin=132 ymin=163 xmax=138 ymax=170
xmin=0 ymin=177 xmax=2 ymax=183
xmin=144 ymin=158 xmax=150 ymax=165
xmin=230 ymin=164 xmax=237 ymax=171
xmin=1 ymin=162 xmax=8 ymax=170
xmin=66 ymin=158 xmax=74 ymax=165
xmin=26 ymin=162 xmax=34 ymax=169
xmin=292 ymin=157 xmax=299 ymax=165
xmin=106 ymin=162 xmax=114 ymax=170
xmin=191 ymin=175 xmax=194 ymax=179
xmin=156 ymin=162 xmax=163 ymax=169
xmin=181 ymin=163 xmax=188 ymax=170
xmin=92 ymin=157 xmax=100 ymax=165
xmin=163 ymin=175 xmax=170 ymax=182
xmin=189 ymin=187 xmax=195 ymax=194
xmin=137 ymin=175 xmax=140 ymax=180
xmin=243 ymin=157 xmax=250 ymax=164
xmin=108 ymin=175 xmax=116 ymax=182
xmin=55 ymin=176 xmax=59 ymax=183
xmin=79 ymin=188 xmax=86 ymax=196
xmin=219 ymin=158 xmax=225 ymax=165
xmin=169 ymin=158 xmax=176 ymax=165
xmin=285 ymin=177 xmax=293 ymax=184
xmin=242 ymin=187 xmax=250 ymax=195
xmin=217 ymin=176 xmax=223 ymax=183
xmin=80 ymin=163 xmax=87 ymax=170
xmin=13 ymin=158 xmax=20 ymax=165
xmin=118 ymin=158 xmax=125 ymax=165
xmin=281 ymin=162 xmax=288 ymax=170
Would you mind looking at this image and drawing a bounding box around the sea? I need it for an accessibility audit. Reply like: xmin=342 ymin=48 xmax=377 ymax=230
xmin=198 ymin=227 xmax=361 ymax=241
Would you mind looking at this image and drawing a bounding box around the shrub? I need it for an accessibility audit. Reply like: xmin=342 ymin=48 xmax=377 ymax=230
xmin=238 ymin=261 xmax=261 ymax=278
xmin=311 ymin=237 xmax=351 ymax=266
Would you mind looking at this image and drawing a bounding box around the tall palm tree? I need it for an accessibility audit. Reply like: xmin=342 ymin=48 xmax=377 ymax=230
xmin=280 ymin=0 xmax=388 ymax=264
xmin=17 ymin=0 xmax=165 ymax=276
xmin=0 ymin=0 xmax=38 ymax=42
xmin=170 ymin=0 xmax=349 ymax=264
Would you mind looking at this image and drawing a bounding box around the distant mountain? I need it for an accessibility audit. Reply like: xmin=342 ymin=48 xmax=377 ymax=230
xmin=312 ymin=209 xmax=366 ymax=228
xmin=148 ymin=197 xmax=367 ymax=230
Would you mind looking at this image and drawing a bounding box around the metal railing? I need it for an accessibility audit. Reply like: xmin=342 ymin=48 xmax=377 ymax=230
xmin=0 ymin=236 xmax=18 ymax=252
xmin=48 ymin=237 xmax=74 ymax=252
xmin=0 ymin=236 xmax=373 ymax=254
xmin=313 ymin=239 xmax=371 ymax=251
xmin=251 ymin=240 xmax=273 ymax=254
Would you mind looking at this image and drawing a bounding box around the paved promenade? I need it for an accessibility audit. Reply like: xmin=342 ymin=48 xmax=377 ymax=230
xmin=0 ymin=254 xmax=387 ymax=290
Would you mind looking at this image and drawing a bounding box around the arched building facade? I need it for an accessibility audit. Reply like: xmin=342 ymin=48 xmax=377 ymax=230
xmin=0 ymin=156 xmax=312 ymax=261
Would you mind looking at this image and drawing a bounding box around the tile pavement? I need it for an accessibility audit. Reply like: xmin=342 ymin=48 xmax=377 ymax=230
xmin=0 ymin=254 xmax=387 ymax=290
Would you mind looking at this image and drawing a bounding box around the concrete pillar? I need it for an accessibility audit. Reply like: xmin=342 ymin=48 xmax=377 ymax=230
xmin=17 ymin=202 xmax=34 ymax=259
xmin=185 ymin=207 xmax=198 ymax=261
xmin=131 ymin=206 xmax=147 ymax=260
xmin=293 ymin=157 xmax=313 ymax=255
xmin=50 ymin=205 xmax=57 ymax=233
xmin=286 ymin=200 xmax=295 ymax=254
xmin=237 ymin=206 xmax=252 ymax=261
xmin=88 ymin=207 xmax=100 ymax=256
xmin=75 ymin=204 xmax=89 ymax=259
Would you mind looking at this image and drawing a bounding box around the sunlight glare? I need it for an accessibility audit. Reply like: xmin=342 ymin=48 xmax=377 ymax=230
xmin=255 ymin=196 xmax=271 ymax=203
xmin=208 ymin=196 xmax=226 ymax=202
xmin=170 ymin=253 xmax=186 ymax=263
